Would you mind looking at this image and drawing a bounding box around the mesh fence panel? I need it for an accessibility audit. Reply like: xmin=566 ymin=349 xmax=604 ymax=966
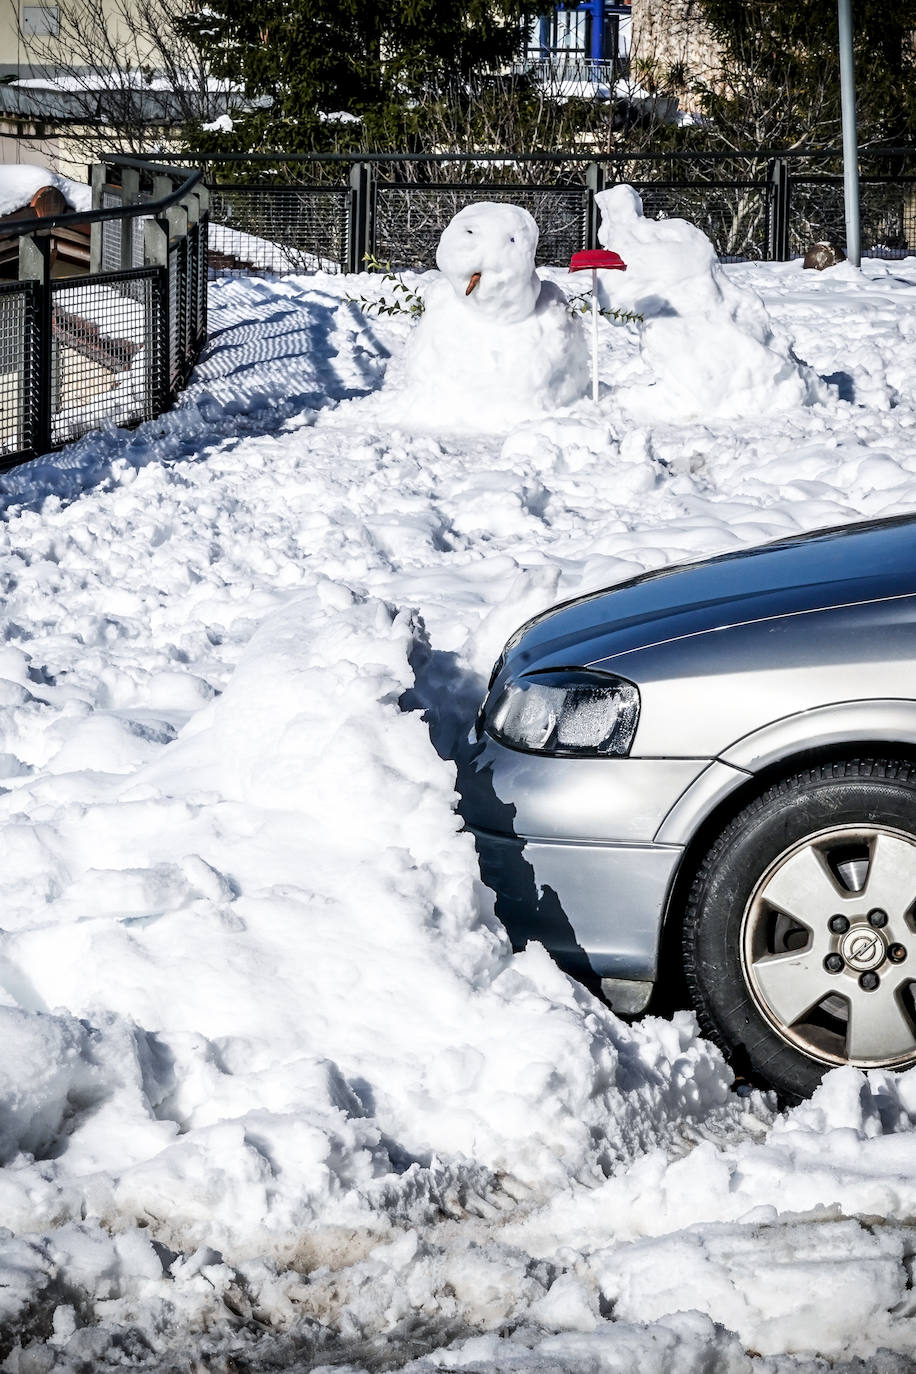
xmin=130 ymin=215 xmax=146 ymax=269
xmin=188 ymin=221 xmax=200 ymax=351
xmin=0 ymin=282 xmax=38 ymax=462
xmin=197 ymin=214 xmax=208 ymax=341
xmin=50 ymin=270 xmax=162 ymax=445
xmin=101 ymin=190 xmax=148 ymax=272
xmin=789 ymin=177 xmax=916 ymax=259
xmin=167 ymin=243 xmax=188 ymax=391
xmin=630 ymin=183 xmax=770 ymax=261
xmin=101 ymin=187 xmax=122 ymax=273
xmin=208 ymin=186 xmax=349 ymax=274
xmin=374 ymin=184 xmax=589 ymax=270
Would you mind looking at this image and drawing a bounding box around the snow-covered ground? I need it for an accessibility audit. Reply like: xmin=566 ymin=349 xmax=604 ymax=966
xmin=2 ymin=245 xmax=916 ymax=1372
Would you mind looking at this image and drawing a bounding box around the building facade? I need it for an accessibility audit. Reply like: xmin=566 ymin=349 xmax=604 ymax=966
xmin=524 ymin=1 xmax=633 ymax=77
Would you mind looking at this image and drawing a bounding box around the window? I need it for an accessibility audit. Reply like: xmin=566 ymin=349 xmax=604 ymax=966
xmin=551 ymin=9 xmax=588 ymax=55
xmin=602 ymin=15 xmax=620 ymax=62
xmin=22 ymin=6 xmax=60 ymax=36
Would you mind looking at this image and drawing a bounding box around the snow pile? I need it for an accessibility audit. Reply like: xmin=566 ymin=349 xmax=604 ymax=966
xmin=0 ymin=163 xmax=90 ymax=216
xmin=595 ymin=184 xmax=824 ymax=420
xmin=0 ymin=581 xmax=737 ymax=1266
xmin=202 ymin=113 xmax=234 ymax=134
xmin=393 ymin=203 xmax=588 ymax=430
xmin=1 ymin=256 xmax=916 ymax=1368
xmin=503 ymin=1064 xmax=916 ymax=1361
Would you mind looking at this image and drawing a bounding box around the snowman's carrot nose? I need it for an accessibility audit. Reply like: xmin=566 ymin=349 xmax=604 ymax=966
xmin=466 ymin=272 xmax=481 ymax=295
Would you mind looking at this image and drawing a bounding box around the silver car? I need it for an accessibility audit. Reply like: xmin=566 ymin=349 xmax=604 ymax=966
xmin=462 ymin=513 xmax=916 ymax=1101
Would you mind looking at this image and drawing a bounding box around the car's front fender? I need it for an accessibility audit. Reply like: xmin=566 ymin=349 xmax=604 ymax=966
xmin=655 ymin=698 xmax=916 ymax=845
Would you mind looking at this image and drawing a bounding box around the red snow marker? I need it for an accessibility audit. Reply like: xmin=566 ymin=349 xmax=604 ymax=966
xmin=568 ymin=249 xmax=627 ymax=272
xmin=568 ymin=251 xmax=627 ymax=404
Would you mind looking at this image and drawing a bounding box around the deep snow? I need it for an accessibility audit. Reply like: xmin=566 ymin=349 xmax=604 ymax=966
xmin=2 ymin=230 xmax=916 ymax=1371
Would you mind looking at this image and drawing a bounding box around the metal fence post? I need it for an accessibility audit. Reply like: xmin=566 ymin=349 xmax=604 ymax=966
xmin=767 ymin=157 xmax=790 ymax=261
xmin=18 ymin=232 xmax=52 ymax=454
xmin=348 ymin=162 xmax=375 ymax=272
xmin=586 ymin=162 xmax=607 ymax=250
xmin=89 ymin=163 xmax=107 ymax=274
xmin=144 ymin=179 xmax=171 ymax=411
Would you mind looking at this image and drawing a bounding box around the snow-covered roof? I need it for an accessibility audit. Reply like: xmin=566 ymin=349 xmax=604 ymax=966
xmin=0 ymin=163 xmax=91 ymax=217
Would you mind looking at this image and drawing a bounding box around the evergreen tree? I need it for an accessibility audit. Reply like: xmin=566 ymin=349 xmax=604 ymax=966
xmin=694 ymin=0 xmax=916 ymax=149
xmin=184 ymin=0 xmax=536 ymax=152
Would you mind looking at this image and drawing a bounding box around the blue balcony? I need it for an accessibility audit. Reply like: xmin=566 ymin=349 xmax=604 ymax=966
xmin=519 ymin=1 xmax=632 ymax=88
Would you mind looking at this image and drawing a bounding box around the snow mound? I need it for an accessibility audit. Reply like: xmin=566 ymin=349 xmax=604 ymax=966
xmin=0 ymin=568 xmax=743 ymax=1364
xmin=390 ymin=202 xmax=588 ymax=431
xmin=595 ymin=184 xmax=824 ymax=420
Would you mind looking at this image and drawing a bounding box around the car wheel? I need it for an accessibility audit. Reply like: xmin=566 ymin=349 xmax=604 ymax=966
xmin=683 ymin=758 xmax=916 ymax=1102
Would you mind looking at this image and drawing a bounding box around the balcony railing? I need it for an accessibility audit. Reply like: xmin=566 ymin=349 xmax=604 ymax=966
xmin=510 ymin=56 xmax=631 ymax=88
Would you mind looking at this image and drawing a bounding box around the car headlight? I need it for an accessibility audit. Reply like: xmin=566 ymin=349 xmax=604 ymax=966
xmin=483 ymin=669 xmax=639 ymax=757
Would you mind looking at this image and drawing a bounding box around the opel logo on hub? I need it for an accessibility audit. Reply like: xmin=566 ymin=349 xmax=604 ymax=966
xmin=840 ymin=926 xmax=886 ymax=972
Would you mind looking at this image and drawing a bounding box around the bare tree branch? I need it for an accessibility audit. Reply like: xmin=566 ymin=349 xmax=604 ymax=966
xmin=15 ymin=0 xmax=239 ymax=159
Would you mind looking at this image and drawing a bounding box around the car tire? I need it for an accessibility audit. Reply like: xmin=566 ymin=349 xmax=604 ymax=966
xmin=683 ymin=758 xmax=916 ymax=1102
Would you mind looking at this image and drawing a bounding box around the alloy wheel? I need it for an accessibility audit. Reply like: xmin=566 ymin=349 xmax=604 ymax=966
xmin=741 ymin=824 xmax=916 ymax=1068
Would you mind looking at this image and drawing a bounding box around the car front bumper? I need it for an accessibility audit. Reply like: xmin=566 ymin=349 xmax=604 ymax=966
xmin=459 ymin=732 xmax=713 ymax=982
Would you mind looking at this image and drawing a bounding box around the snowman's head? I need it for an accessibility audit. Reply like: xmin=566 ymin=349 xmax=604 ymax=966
xmin=436 ymin=202 xmax=541 ymax=323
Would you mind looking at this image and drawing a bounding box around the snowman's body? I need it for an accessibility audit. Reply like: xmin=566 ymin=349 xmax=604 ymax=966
xmin=594 ymin=185 xmax=823 ymax=419
xmin=398 ymin=203 xmax=588 ymax=430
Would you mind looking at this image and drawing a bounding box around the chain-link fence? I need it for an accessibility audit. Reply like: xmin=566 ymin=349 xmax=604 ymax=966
xmin=0 ymin=156 xmax=207 ymax=470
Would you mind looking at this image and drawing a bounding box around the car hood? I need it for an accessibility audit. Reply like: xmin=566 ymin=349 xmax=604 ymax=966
xmin=502 ymin=513 xmax=916 ymax=678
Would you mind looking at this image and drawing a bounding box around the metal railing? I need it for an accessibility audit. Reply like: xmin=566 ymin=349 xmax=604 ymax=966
xmin=0 ymin=155 xmax=207 ymax=469
xmin=509 ymin=56 xmax=631 ymax=85
xmin=171 ymin=148 xmax=916 ymax=278
xmin=5 ymin=145 xmax=912 ymax=467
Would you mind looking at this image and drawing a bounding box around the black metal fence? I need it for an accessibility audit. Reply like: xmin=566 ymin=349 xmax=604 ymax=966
xmin=4 ymin=145 xmax=914 ymax=468
xmin=0 ymin=156 xmax=207 ymax=470
xmin=185 ymin=149 xmax=916 ymax=276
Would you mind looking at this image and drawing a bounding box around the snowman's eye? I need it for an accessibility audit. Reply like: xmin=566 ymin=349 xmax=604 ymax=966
xmin=466 ymin=228 xmax=473 ymax=235
xmin=510 ymin=236 xmax=515 ymax=243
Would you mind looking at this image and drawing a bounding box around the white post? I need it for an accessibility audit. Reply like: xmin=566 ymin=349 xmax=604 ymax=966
xmin=591 ymin=266 xmax=599 ymax=403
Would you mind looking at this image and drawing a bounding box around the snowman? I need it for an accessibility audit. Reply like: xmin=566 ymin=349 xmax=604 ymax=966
xmin=593 ymin=184 xmax=823 ymax=420
xmin=396 ymin=202 xmax=589 ymax=430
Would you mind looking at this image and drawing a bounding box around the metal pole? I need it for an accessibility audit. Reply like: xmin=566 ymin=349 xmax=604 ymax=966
xmin=588 ymin=0 xmax=604 ymax=64
xmin=766 ymin=157 xmax=790 ymax=262
xmin=837 ymin=0 xmax=860 ymax=267
xmin=89 ymin=162 xmax=106 ymax=274
xmin=591 ymin=267 xmax=599 ymax=404
xmin=348 ymin=162 xmax=373 ymax=273
xmin=585 ymin=161 xmax=606 ymax=250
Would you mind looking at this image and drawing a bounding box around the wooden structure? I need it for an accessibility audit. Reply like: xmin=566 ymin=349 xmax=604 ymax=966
xmin=0 ymin=183 xmax=90 ymax=277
